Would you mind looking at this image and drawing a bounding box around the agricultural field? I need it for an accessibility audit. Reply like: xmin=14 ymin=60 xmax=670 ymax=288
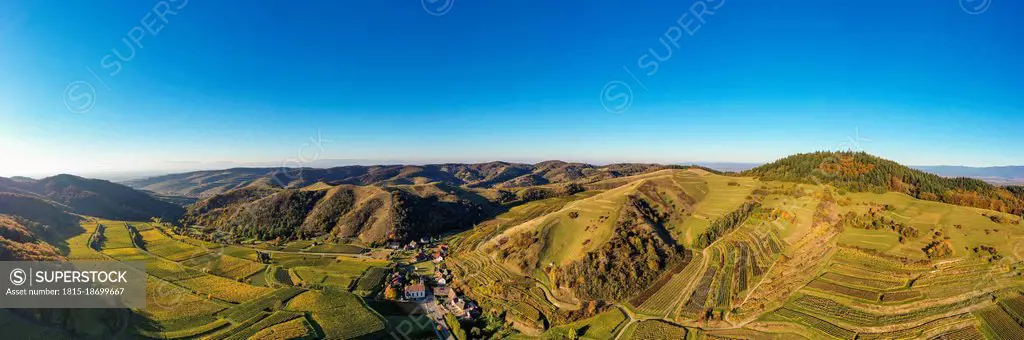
xmin=544 ymin=307 xmax=628 ymax=340
xmin=139 ymin=226 xmax=210 ymax=261
xmin=306 ymin=242 xmax=366 ymax=254
xmin=246 ymin=316 xmax=315 ymax=340
xmin=976 ymin=306 xmax=1024 ymax=340
xmin=27 ymin=217 xmax=397 ymax=339
xmin=221 ymin=311 xmax=308 ymax=340
xmin=220 ymin=287 xmax=305 ymax=323
xmin=176 ymin=273 xmax=274 ymax=303
xmin=286 ymin=256 xmax=388 ymax=288
xmin=636 ymin=251 xmax=704 ymax=316
xmin=94 ymin=219 xmax=138 ymax=250
xmin=287 ymin=289 xmax=386 ymax=339
xmin=183 ymin=253 xmax=266 ymax=280
xmin=65 ymin=218 xmax=108 ymax=260
xmin=354 ymin=267 xmax=389 ymax=295
xmin=627 ymin=320 xmax=687 ymax=340
xmin=134 ymin=276 xmax=230 ymax=338
xmin=219 ymin=245 xmax=263 ymax=261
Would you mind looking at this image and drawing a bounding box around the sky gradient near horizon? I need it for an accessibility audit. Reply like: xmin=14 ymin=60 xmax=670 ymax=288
xmin=1 ymin=0 xmax=1022 ymax=177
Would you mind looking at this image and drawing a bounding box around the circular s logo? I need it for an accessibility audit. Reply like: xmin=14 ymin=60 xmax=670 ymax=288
xmin=10 ymin=268 xmax=26 ymax=286
xmin=63 ymin=80 xmax=96 ymax=114
xmin=960 ymin=0 xmax=991 ymax=14
xmin=600 ymin=80 xmax=633 ymax=114
xmin=422 ymin=0 xmax=454 ymax=16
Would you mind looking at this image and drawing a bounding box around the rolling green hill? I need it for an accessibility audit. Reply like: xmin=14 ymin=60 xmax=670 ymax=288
xmin=443 ymin=157 xmax=1024 ymax=339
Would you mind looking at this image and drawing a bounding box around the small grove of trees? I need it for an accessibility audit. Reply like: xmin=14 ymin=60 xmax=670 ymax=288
xmin=836 ymin=211 xmax=920 ymax=243
xmin=694 ymin=201 xmax=761 ymax=248
xmin=923 ymin=240 xmax=954 ymax=259
xmin=89 ymin=224 xmax=106 ymax=250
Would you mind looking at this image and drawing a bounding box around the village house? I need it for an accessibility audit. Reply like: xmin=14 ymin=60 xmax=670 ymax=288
xmin=404 ymin=282 xmax=427 ymax=300
xmin=450 ymin=297 xmax=468 ymax=317
xmin=433 ymin=286 xmax=452 ymax=301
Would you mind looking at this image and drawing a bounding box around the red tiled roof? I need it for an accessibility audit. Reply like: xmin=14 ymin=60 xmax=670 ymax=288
xmin=407 ymin=283 xmax=426 ymax=292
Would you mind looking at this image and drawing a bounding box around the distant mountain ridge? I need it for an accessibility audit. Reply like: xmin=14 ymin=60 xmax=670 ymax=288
xmin=124 ymin=161 xmax=1024 ymax=199
xmin=912 ymin=165 xmax=1024 ymax=185
xmin=124 ymin=161 xmax=678 ymax=198
xmin=0 ymin=174 xmax=184 ymax=221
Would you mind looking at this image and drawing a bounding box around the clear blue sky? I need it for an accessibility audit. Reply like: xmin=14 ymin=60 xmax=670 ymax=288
xmin=1 ymin=0 xmax=1021 ymax=177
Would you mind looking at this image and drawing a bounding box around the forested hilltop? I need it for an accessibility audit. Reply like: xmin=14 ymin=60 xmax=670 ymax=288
xmin=745 ymin=151 xmax=1024 ymax=215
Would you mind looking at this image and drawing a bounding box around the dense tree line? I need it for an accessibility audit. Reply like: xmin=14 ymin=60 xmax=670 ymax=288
xmin=745 ymin=151 xmax=1024 ymax=215
xmin=1007 ymin=186 xmax=1024 ymax=202
xmin=693 ymin=201 xmax=761 ymax=248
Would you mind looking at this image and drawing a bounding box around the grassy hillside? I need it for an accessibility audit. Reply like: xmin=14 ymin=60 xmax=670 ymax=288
xmin=446 ymin=162 xmax=1024 ymax=338
xmin=746 ymin=151 xmax=1024 ymax=215
xmin=487 ymin=170 xmax=700 ymax=272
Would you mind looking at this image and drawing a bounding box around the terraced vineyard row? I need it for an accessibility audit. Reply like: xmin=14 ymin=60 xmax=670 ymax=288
xmin=820 ymin=272 xmax=905 ymax=290
xmin=630 ymin=249 xmax=693 ymax=308
xmin=791 ymin=294 xmax=989 ymax=327
xmin=637 ymin=251 xmax=704 ymax=316
xmin=449 ymin=249 xmax=558 ymax=331
xmin=805 ymin=278 xmax=880 ymax=301
xmin=680 ymin=267 xmax=717 ymax=317
xmin=772 ymin=307 xmax=857 ymax=339
xmin=856 ymin=313 xmax=977 ymax=340
xmin=976 ymin=306 xmax=1024 ymax=340
xmin=931 ymin=326 xmax=985 ymax=340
